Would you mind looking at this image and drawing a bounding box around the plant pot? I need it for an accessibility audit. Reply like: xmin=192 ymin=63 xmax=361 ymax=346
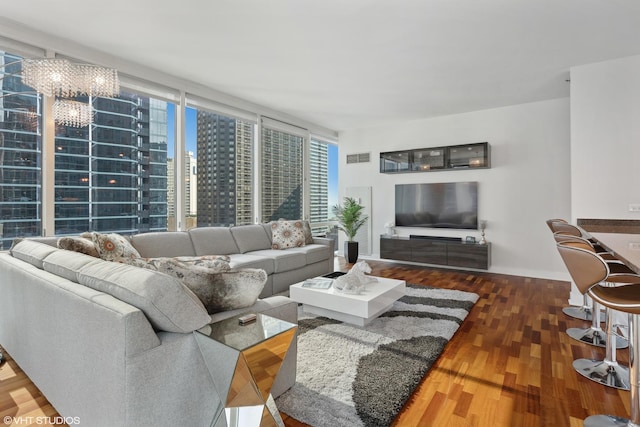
xmin=344 ymin=241 xmax=359 ymax=264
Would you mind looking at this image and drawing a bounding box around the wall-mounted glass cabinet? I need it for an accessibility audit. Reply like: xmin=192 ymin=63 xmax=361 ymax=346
xmin=380 ymin=142 xmax=490 ymax=174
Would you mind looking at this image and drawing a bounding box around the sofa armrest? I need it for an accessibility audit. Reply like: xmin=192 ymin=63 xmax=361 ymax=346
xmin=313 ymin=236 xmax=335 ymax=254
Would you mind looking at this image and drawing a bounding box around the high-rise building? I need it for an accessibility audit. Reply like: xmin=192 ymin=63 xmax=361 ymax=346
xmin=186 ymin=151 xmax=197 ymax=216
xmin=260 ymin=128 xmax=303 ymax=222
xmin=0 ymin=52 xmax=42 ymax=249
xmin=196 ymin=111 xmax=253 ymax=227
xmin=166 ymin=151 xmax=197 ymax=229
xmin=147 ymin=99 xmax=169 ymax=232
xmin=53 ymin=93 xmax=168 ymax=235
xmin=309 ymin=140 xmax=329 ymax=234
xmin=166 ymin=157 xmax=175 ymax=225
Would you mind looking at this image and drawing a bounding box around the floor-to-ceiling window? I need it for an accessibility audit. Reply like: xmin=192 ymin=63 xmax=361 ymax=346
xmin=0 ymin=51 xmax=42 ymax=249
xmin=186 ymin=105 xmax=255 ymax=227
xmin=54 ymin=90 xmax=171 ymax=236
xmin=0 ymin=40 xmax=338 ymax=245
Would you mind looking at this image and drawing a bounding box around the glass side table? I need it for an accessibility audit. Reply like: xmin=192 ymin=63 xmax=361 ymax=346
xmin=195 ymin=313 xmax=296 ymax=427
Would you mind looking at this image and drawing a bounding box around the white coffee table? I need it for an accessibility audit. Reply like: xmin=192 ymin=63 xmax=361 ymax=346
xmin=289 ymin=275 xmax=406 ymax=326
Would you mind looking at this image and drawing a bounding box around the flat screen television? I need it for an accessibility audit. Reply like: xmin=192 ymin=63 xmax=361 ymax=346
xmin=395 ymin=182 xmax=478 ymax=229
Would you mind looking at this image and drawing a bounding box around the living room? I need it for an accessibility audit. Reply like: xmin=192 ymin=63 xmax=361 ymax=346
xmin=2 ymin=1 xmax=640 ymax=426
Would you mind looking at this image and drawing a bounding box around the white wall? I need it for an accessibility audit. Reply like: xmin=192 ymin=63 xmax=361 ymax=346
xmin=338 ymin=98 xmax=571 ymax=280
xmin=571 ymin=55 xmax=640 ymax=221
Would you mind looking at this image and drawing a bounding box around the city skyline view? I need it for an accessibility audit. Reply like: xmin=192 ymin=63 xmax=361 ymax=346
xmin=165 ymin=103 xmax=339 ymax=222
xmin=0 ymin=51 xmax=339 ymax=248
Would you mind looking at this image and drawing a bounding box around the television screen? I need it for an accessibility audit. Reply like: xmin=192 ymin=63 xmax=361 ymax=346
xmin=395 ymin=182 xmax=478 ymax=229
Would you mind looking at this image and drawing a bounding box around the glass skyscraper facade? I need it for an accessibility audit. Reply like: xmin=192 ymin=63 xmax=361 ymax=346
xmin=53 ymin=93 xmax=168 ymax=236
xmin=0 ymin=52 xmax=42 ymax=249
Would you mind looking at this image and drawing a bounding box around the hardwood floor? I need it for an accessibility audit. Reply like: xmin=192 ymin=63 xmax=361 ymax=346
xmin=0 ymin=259 xmax=631 ymax=426
xmin=283 ymin=259 xmax=629 ymax=427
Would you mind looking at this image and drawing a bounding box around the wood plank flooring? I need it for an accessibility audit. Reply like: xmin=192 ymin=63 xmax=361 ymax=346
xmin=0 ymin=258 xmax=631 ymax=426
xmin=283 ymin=259 xmax=629 ymax=427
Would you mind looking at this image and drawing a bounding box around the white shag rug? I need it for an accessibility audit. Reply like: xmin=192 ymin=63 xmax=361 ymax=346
xmin=275 ymin=285 xmax=479 ymax=427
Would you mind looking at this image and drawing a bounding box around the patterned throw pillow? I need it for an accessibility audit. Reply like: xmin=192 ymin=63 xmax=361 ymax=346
xmin=172 ymin=255 xmax=231 ymax=271
xmin=116 ymin=256 xmax=264 ymax=314
xmin=57 ymin=236 xmax=100 ymax=258
xmin=271 ymin=220 xmax=306 ymax=250
xmin=92 ymin=232 xmax=141 ymax=261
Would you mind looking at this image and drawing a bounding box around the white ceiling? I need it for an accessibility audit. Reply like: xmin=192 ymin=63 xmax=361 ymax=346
xmin=2 ymin=0 xmax=640 ymax=131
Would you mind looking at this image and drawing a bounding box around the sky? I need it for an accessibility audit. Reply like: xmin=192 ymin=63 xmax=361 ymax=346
xmin=165 ymin=103 xmax=339 ymax=211
xmin=327 ymin=144 xmax=338 ymax=210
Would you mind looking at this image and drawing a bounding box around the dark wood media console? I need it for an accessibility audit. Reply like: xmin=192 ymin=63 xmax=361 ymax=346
xmin=380 ymin=235 xmax=490 ymax=270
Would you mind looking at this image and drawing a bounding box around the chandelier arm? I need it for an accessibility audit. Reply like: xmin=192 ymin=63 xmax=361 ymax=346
xmin=0 ymin=91 xmax=38 ymax=99
xmin=0 ymin=59 xmax=24 ymax=69
xmin=0 ymin=71 xmax=24 ymax=81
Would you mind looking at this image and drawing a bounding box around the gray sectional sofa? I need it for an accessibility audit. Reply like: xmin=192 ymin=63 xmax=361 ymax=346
xmin=0 ymin=224 xmax=335 ymax=426
xmin=130 ymin=223 xmax=335 ymax=297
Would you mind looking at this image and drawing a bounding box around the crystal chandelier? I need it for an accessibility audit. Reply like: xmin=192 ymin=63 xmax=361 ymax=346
xmin=72 ymin=64 xmax=120 ymax=98
xmin=21 ymin=58 xmax=74 ymax=98
xmin=22 ymin=58 xmax=120 ymax=98
xmin=18 ymin=58 xmax=120 ymax=127
xmin=53 ymin=99 xmax=93 ymax=128
xmin=1 ymin=57 xmax=119 ymax=127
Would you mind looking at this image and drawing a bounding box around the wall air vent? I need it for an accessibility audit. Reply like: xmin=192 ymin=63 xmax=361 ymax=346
xmin=346 ymin=152 xmax=371 ymax=164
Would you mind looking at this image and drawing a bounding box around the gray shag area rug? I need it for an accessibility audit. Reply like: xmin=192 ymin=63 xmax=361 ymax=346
xmin=275 ymin=284 xmax=479 ymax=427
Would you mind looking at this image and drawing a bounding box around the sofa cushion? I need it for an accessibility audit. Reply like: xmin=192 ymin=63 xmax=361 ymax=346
xmin=230 ymin=225 xmax=272 ymax=253
xmin=77 ymin=261 xmax=210 ymax=333
xmin=270 ymin=220 xmax=306 ymax=249
xmin=285 ymin=244 xmax=331 ymax=265
xmin=10 ymin=239 xmax=59 ymax=269
xmin=262 ymin=223 xmax=274 ymax=244
xmin=91 ymin=232 xmax=141 ymax=261
xmin=248 ymin=249 xmax=307 ymax=273
xmin=227 ymin=254 xmax=275 ymax=274
xmin=189 ymin=227 xmax=240 ymax=255
xmin=42 ymin=249 xmax=103 ymax=282
xmin=57 ymin=236 xmax=100 ymax=258
xmin=130 ymin=232 xmax=196 ymax=258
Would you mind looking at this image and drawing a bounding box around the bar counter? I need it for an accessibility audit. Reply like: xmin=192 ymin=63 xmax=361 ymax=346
xmin=590 ymin=232 xmax=640 ymax=275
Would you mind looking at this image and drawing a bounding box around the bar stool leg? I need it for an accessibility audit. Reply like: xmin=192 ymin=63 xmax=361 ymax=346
xmin=574 ymin=307 xmax=630 ymax=390
xmin=564 ymin=294 xmax=594 ymax=321
xmin=567 ymin=301 xmax=626 ymax=348
xmin=584 ymin=314 xmax=640 ymax=427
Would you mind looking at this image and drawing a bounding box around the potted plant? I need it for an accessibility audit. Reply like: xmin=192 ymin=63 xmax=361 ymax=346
xmin=332 ymin=196 xmax=368 ymax=263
